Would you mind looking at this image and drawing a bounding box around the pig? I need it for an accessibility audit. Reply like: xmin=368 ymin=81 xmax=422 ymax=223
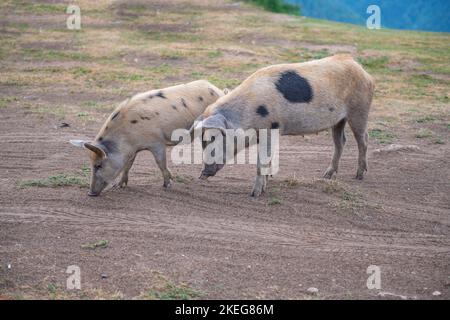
xmin=70 ymin=80 xmax=225 ymax=196
xmin=194 ymin=55 xmax=374 ymax=196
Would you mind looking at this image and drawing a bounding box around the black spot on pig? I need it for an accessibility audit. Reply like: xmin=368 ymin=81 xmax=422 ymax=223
xmin=131 ymin=120 xmax=138 ymax=124
xmin=111 ymin=111 xmax=119 ymax=120
xmin=271 ymin=122 xmax=279 ymax=129
xmin=181 ymin=98 xmax=188 ymax=108
xmin=256 ymin=105 xmax=269 ymax=117
xmin=329 ymin=107 xmax=335 ymax=112
xmin=140 ymin=116 xmax=151 ymax=120
xmin=171 ymin=105 xmax=177 ymax=110
xmin=155 ymin=112 xmax=160 ymax=116
xmin=209 ymin=88 xmax=216 ymax=96
xmin=276 ymin=70 xmax=313 ymax=103
xmin=198 ymin=96 xmax=204 ymax=102
xmin=155 ymin=91 xmax=166 ymax=99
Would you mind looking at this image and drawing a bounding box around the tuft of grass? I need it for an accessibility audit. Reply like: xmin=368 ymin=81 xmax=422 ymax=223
xmin=140 ymin=274 xmax=204 ymax=300
xmin=207 ymin=50 xmax=223 ymax=58
xmin=282 ymin=177 xmax=299 ymax=188
xmin=76 ymin=111 xmax=89 ymax=117
xmin=81 ymin=240 xmax=109 ymax=250
xmin=22 ymin=48 xmax=90 ymax=62
xmin=433 ymin=138 xmax=445 ymax=145
xmin=159 ymin=49 xmax=187 ymax=60
xmin=321 ymin=180 xmax=344 ymax=194
xmin=358 ymin=56 xmax=389 ymax=72
xmin=369 ymin=128 xmax=395 ymax=144
xmin=20 ymin=173 xmax=88 ymax=188
xmin=244 ymin=0 xmax=300 ymax=15
xmin=22 ymin=3 xmax=66 ymax=14
xmin=146 ymin=63 xmax=176 ymax=76
xmin=268 ymin=195 xmax=282 ymax=206
xmin=408 ymin=74 xmax=439 ymax=87
xmin=174 ymin=174 xmax=193 ymax=184
xmin=146 ymin=282 xmax=203 ymax=300
xmin=206 ymin=75 xmax=241 ymax=89
xmin=332 ymin=191 xmax=365 ymax=215
xmin=0 ymin=96 xmax=18 ymax=108
xmin=71 ymin=67 xmax=92 ymax=78
xmin=47 ymin=283 xmax=57 ymax=294
xmin=415 ymin=128 xmax=433 ymax=139
xmin=416 ymin=115 xmax=437 ymax=123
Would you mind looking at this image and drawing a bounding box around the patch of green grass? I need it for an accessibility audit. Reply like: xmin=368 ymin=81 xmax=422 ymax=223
xmin=415 ymin=128 xmax=433 ymax=139
xmin=207 ymin=50 xmax=222 ymax=58
xmin=433 ymin=138 xmax=445 ymax=145
xmin=0 ymin=96 xmax=18 ymax=108
xmin=82 ymin=240 xmax=109 ymax=250
xmin=146 ymin=63 xmax=177 ymax=76
xmin=159 ymin=49 xmax=187 ymax=60
xmin=141 ymin=275 xmax=203 ymax=300
xmin=22 ymin=3 xmax=66 ymax=14
xmin=76 ymin=111 xmax=89 ymax=117
xmin=146 ymin=283 xmax=203 ymax=300
xmin=31 ymin=105 xmax=67 ymax=119
xmin=20 ymin=173 xmax=88 ymax=188
xmin=268 ymin=196 xmax=282 ymax=206
xmin=81 ymin=165 xmax=90 ymax=177
xmin=369 ymin=128 xmax=395 ymax=144
xmin=207 ymin=75 xmax=241 ymax=90
xmin=302 ymin=49 xmax=330 ymax=60
xmin=191 ymin=71 xmax=206 ymax=78
xmin=408 ymin=74 xmax=439 ymax=87
xmin=244 ymin=0 xmax=300 ymax=15
xmin=174 ymin=174 xmax=193 ymax=184
xmin=358 ymin=56 xmax=389 ymax=72
xmin=116 ymin=73 xmax=147 ymax=82
xmin=282 ymin=177 xmax=299 ymax=188
xmin=333 ymin=191 xmax=365 ymax=215
xmin=416 ymin=115 xmax=437 ymax=123
xmin=71 ymin=67 xmax=92 ymax=77
xmin=22 ymin=48 xmax=90 ymax=62
xmin=142 ymin=31 xmax=201 ymax=43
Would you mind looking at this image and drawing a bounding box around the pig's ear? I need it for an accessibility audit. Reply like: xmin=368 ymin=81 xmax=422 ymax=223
xmin=199 ymin=114 xmax=228 ymax=135
xmin=84 ymin=142 xmax=107 ymax=159
xmin=70 ymin=139 xmax=86 ymax=148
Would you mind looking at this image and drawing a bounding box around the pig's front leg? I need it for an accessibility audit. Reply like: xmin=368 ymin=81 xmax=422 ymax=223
xmin=115 ymin=153 xmax=136 ymax=188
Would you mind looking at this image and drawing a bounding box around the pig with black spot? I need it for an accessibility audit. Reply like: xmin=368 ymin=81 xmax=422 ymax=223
xmin=70 ymin=80 xmax=225 ymax=196
xmin=194 ymin=55 xmax=375 ymax=197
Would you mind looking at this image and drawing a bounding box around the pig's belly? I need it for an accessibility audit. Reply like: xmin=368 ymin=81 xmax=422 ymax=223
xmin=279 ymin=104 xmax=346 ymax=135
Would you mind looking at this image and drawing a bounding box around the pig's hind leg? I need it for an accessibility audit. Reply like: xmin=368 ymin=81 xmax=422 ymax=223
xmin=323 ymin=118 xmax=347 ymax=179
xmin=150 ymin=143 xmax=173 ymax=188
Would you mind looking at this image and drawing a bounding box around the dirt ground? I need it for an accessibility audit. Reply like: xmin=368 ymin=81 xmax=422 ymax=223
xmin=0 ymin=0 xmax=449 ymax=300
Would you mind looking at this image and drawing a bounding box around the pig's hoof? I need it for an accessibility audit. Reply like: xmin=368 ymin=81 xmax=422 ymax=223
xmin=113 ymin=180 xmax=128 ymax=189
xmin=323 ymin=167 xmax=336 ymax=179
xmin=355 ymin=167 xmax=367 ymax=180
xmin=355 ymin=171 xmax=364 ymax=180
xmin=119 ymin=180 xmax=128 ymax=188
xmin=163 ymin=179 xmax=173 ymax=188
xmin=250 ymin=185 xmax=264 ymax=197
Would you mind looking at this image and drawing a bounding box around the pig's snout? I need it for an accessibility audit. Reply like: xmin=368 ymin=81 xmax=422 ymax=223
xmin=199 ymin=172 xmax=212 ymax=180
